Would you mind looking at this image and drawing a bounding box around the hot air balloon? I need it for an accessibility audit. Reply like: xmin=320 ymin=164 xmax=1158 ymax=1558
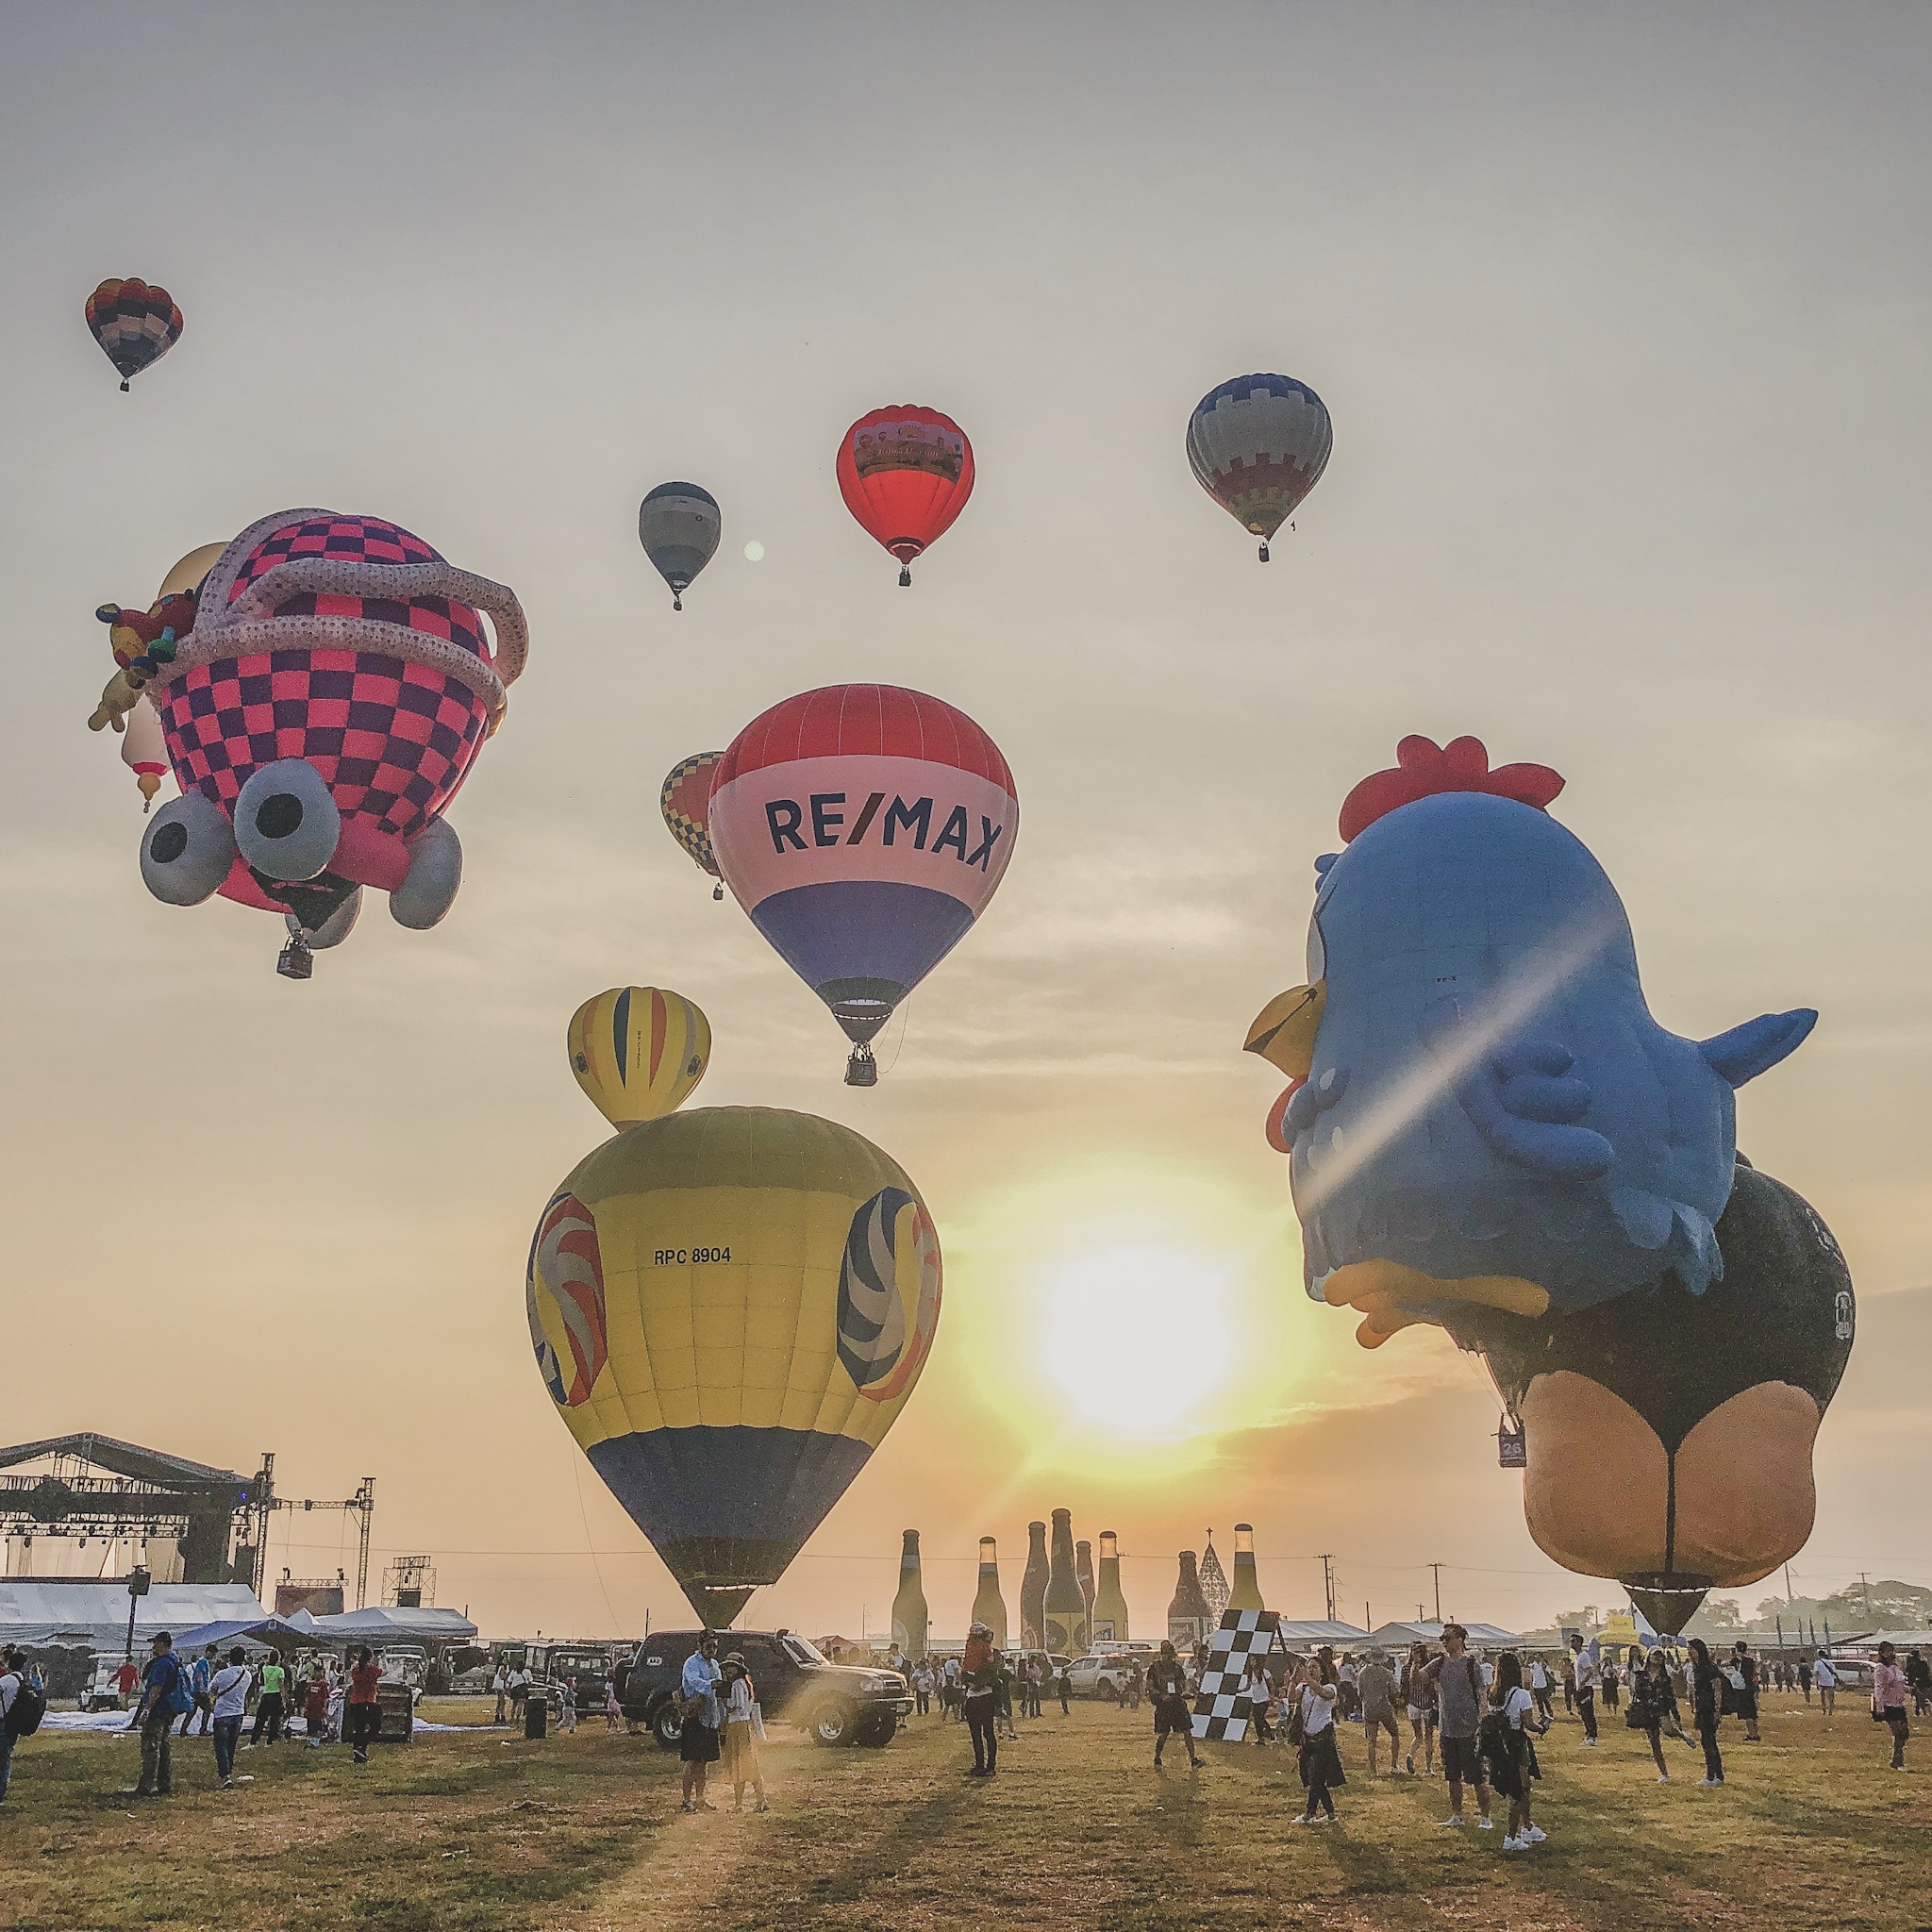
xmin=639 ymin=483 xmax=721 ymax=610
xmin=1187 ymin=374 xmax=1331 ymax=561
xmin=526 ymin=1104 xmax=942 ymax=1625
xmin=661 ymin=751 xmax=724 ymax=900
xmin=836 ymin=407 xmax=974 ymax=586
xmin=111 ymin=508 xmax=527 ymax=977
xmin=708 ymin=684 xmax=1019 ymax=1084
xmin=86 ymin=278 xmax=184 ymax=391
xmin=568 ymin=987 xmax=711 ymax=1127
xmin=1448 ymin=1160 xmax=1855 ymax=1634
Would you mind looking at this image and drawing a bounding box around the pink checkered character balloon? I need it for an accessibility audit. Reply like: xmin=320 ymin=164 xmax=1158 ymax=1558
xmin=132 ymin=509 xmax=528 ymax=977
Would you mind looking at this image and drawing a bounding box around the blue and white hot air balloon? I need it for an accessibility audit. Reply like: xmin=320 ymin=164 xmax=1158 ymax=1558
xmin=1187 ymin=374 xmax=1332 ymax=561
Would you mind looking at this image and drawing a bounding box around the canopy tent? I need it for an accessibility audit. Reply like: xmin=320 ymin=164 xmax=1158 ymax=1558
xmin=163 ymin=1610 xmax=321 ymax=1654
xmin=1370 ymin=1620 xmax=1523 ymax=1650
xmin=311 ymin=1606 xmax=477 ymax=1644
xmin=1272 ymin=1620 xmax=1371 ymax=1646
xmin=0 ymin=1580 xmax=267 ymax=1652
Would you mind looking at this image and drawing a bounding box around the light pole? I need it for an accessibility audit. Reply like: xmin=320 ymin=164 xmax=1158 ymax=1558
xmin=1428 ymin=1563 xmax=1443 ymax=1624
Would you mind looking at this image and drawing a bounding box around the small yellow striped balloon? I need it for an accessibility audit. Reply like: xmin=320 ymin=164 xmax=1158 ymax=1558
xmin=567 ymin=988 xmax=711 ymax=1128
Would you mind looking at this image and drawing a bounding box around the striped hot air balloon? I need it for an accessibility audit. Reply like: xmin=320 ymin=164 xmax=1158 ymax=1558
xmin=708 ymin=684 xmax=1019 ymax=1084
xmin=638 ymin=482 xmax=721 ymax=610
xmin=525 ymin=1106 xmax=942 ymax=1627
xmin=567 ymin=987 xmax=711 ymax=1128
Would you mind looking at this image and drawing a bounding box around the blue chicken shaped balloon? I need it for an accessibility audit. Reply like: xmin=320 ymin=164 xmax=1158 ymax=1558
xmin=1245 ymin=736 xmax=1815 ymax=1346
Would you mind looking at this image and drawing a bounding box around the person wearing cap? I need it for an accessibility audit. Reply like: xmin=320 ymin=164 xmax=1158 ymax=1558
xmin=678 ymin=1632 xmax=723 ymax=1813
xmin=719 ymin=1651 xmax=769 ymax=1811
xmin=1148 ymin=1640 xmax=1201 ymax=1771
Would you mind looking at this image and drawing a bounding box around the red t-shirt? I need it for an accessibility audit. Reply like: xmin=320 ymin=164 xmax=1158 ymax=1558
xmin=348 ymin=1664 xmax=382 ymax=1706
xmin=305 ymin=1681 xmax=329 ymax=1721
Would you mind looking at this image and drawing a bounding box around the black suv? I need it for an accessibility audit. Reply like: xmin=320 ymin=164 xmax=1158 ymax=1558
xmin=621 ymin=1630 xmax=911 ymax=1748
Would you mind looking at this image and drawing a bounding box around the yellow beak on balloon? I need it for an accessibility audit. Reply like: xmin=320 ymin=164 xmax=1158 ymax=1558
xmin=1244 ymin=983 xmax=1326 ymax=1079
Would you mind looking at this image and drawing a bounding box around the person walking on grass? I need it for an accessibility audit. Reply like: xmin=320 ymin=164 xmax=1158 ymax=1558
xmin=181 ymin=1645 xmax=216 ymax=1737
xmin=1814 ymin=1652 xmax=1837 ymax=1718
xmin=249 ymin=1651 xmax=287 ymax=1747
xmin=1148 ymin=1641 xmax=1200 ymax=1771
xmin=0 ymin=1646 xmax=29 ymax=1803
xmin=1907 ymin=1648 xmax=1930 ymax=1719
xmin=1873 ymin=1641 xmax=1910 ymax=1772
xmin=1601 ymin=1653 xmax=1621 ymax=1713
xmin=1125 ymin=1662 xmax=1143 ymax=1712
xmin=303 ymin=1664 xmax=330 ymax=1746
xmin=345 ymin=1647 xmax=382 ymax=1765
xmin=1485 ymin=1654 xmax=1546 ymax=1852
xmin=131 ymin=1632 xmax=188 ymax=1798
xmin=1290 ymin=1657 xmax=1343 ymax=1824
xmin=1729 ymin=1641 xmax=1761 ymax=1741
xmin=1057 ymin=1659 xmax=1073 ymax=1716
xmin=491 ymin=1661 xmax=508 ymax=1724
xmin=1570 ymin=1634 xmax=1600 ymax=1747
xmin=1425 ymin=1624 xmax=1493 ymax=1830
xmin=1244 ymin=1657 xmax=1276 ymax=1745
xmin=1357 ymin=1650 xmax=1401 ymax=1776
xmin=1528 ymin=1655 xmax=1555 ymax=1726
xmin=1629 ymin=1651 xmax=1689 ymax=1781
xmin=208 ymin=1647 xmax=250 ymax=1789
xmin=678 ymin=1633 xmax=723 ymax=1813
xmin=1401 ymin=1641 xmax=1438 ymax=1777
xmin=720 ymin=1653 xmax=769 ymax=1811
xmin=961 ymin=1625 xmax=999 ymax=1775
xmin=605 ymin=1673 xmax=622 ymax=1731
xmin=1687 ymin=1639 xmax=1726 ymax=1787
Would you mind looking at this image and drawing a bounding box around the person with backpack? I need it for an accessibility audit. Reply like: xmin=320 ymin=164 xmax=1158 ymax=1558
xmin=1483 ymin=1653 xmax=1547 ymax=1850
xmin=1424 ymin=1625 xmax=1494 ymax=1830
xmin=1 ymin=1646 xmax=46 ymax=1800
xmin=208 ymin=1647 xmax=252 ymax=1789
xmin=131 ymin=1632 xmax=191 ymax=1797
xmin=1627 ymin=1651 xmax=1689 ymax=1781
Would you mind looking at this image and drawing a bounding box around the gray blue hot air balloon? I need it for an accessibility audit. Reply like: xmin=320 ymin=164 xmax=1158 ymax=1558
xmin=638 ymin=481 xmax=721 ymax=610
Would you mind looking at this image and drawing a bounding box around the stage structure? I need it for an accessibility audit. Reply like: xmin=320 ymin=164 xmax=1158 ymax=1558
xmin=0 ymin=1436 xmax=375 ymax=1606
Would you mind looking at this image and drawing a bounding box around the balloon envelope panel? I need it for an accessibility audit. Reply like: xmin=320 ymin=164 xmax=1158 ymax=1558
xmin=526 ymin=1107 xmax=941 ymax=1616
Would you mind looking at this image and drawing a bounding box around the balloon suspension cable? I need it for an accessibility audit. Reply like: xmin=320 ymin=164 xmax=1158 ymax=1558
xmin=844 ymin=1042 xmax=879 ymax=1088
xmin=898 ymin=565 xmax=912 ymax=588
xmin=275 ymin=934 xmax=315 ymax=982
xmin=1257 ymin=541 xmax=1271 ymax=563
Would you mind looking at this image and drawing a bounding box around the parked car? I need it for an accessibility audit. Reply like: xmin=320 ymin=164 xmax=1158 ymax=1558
xmin=621 ymin=1630 xmax=911 ymax=1747
xmin=1067 ymin=1652 xmax=1151 ymax=1701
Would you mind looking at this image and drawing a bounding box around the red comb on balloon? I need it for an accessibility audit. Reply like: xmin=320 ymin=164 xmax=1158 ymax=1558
xmin=1338 ymin=735 xmax=1565 ymax=843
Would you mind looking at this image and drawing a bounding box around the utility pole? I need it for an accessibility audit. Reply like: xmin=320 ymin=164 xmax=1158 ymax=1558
xmin=1860 ymin=1573 xmax=1874 ymax=1625
xmin=1428 ymin=1563 xmax=1444 ymax=1624
xmin=1319 ymin=1555 xmax=1336 ymax=1624
xmin=1784 ymin=1561 xmax=1795 ymax=1607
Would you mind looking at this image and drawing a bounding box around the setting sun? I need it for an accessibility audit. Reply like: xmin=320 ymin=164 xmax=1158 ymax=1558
xmin=1039 ymin=1244 xmax=1237 ymax=1433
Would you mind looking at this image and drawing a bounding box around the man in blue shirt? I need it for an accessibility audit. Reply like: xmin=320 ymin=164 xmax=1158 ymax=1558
xmin=678 ymin=1632 xmax=723 ymax=1812
xmin=131 ymin=1634 xmax=184 ymax=1798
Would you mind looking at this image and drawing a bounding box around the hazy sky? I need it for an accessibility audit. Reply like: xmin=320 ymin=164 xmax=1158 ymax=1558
xmin=3 ymin=3 xmax=1929 ymax=1641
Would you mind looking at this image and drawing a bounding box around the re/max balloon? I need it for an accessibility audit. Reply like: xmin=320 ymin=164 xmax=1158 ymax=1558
xmin=660 ymin=750 xmax=724 ymax=899
xmin=568 ymin=987 xmax=710 ymax=1128
xmin=86 ymin=278 xmax=183 ymax=391
xmin=639 ymin=482 xmax=721 ymax=610
xmin=708 ymin=685 xmax=1019 ymax=1084
xmin=1187 ymin=374 xmax=1331 ymax=561
xmin=526 ymin=1106 xmax=942 ymax=1626
xmin=836 ymin=406 xmax=974 ymax=587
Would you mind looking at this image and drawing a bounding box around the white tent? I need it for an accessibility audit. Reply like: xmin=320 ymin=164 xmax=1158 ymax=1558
xmin=0 ymin=1580 xmax=268 ymax=1652
xmin=311 ymin=1606 xmax=477 ymax=1644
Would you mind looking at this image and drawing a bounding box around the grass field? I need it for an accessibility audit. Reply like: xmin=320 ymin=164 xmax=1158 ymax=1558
xmin=0 ymin=1693 xmax=1925 ymax=1931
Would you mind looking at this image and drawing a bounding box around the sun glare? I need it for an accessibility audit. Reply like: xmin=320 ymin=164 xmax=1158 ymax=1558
xmin=1039 ymin=1244 xmax=1237 ymax=1434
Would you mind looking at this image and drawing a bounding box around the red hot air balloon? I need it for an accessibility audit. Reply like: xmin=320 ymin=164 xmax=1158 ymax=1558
xmin=836 ymin=407 xmax=974 ymax=586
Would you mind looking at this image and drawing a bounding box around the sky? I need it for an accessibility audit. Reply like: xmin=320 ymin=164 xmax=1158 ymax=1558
xmin=2 ymin=2 xmax=1929 ymax=1643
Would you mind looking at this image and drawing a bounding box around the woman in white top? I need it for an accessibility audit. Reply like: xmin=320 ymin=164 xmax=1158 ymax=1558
xmin=1486 ymin=1654 xmax=1544 ymax=1851
xmin=1291 ymin=1659 xmax=1344 ymax=1824
xmin=1243 ymin=1658 xmax=1275 ymax=1744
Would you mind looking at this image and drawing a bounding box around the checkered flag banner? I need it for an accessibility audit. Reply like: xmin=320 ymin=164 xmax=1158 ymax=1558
xmin=1191 ymin=1608 xmax=1284 ymax=1742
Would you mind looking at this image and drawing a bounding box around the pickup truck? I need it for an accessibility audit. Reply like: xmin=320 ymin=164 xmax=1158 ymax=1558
xmin=621 ymin=1630 xmax=911 ymax=1747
